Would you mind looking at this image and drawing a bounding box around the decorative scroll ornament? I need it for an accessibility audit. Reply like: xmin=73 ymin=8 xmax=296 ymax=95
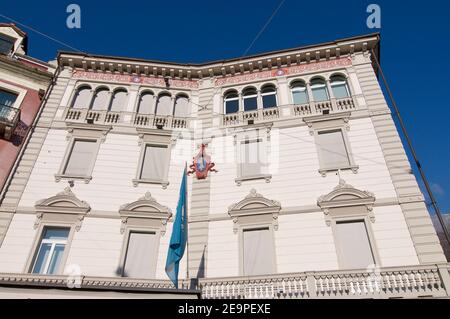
xmin=187 ymin=144 xmax=218 ymax=180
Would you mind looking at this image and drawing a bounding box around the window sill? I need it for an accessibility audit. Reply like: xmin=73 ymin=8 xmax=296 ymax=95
xmin=132 ymin=179 xmax=169 ymax=189
xmin=318 ymin=165 xmax=359 ymax=177
xmin=235 ymin=174 xmax=272 ymax=186
xmin=54 ymin=174 xmax=92 ymax=184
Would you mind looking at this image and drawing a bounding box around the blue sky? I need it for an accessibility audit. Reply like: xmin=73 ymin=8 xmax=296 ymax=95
xmin=1 ymin=0 xmax=449 ymax=213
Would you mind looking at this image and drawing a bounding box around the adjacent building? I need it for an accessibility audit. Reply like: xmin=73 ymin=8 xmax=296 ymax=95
xmin=0 ymin=24 xmax=55 ymax=256
xmin=0 ymin=32 xmax=448 ymax=299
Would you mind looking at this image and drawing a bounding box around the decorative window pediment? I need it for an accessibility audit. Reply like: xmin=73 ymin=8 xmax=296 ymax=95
xmin=34 ymin=187 xmax=91 ymax=231
xmin=228 ymin=189 xmax=281 ymax=233
xmin=317 ymin=178 xmax=375 ymax=226
xmin=119 ymin=192 xmax=172 ymax=235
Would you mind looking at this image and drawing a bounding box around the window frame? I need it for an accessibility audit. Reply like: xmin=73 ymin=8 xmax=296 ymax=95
xmin=290 ymin=82 xmax=309 ymax=105
xmin=133 ymin=130 xmax=172 ymax=188
xmin=26 ymin=223 xmax=75 ymax=275
xmin=260 ymin=85 xmax=278 ymax=109
xmin=223 ymin=91 xmax=240 ymax=114
xmin=55 ymin=123 xmax=110 ymax=184
xmin=118 ymin=227 xmax=161 ymax=279
xmin=304 ymin=113 xmax=358 ymax=176
xmin=235 ymin=128 xmax=272 ymax=185
xmin=330 ymin=216 xmax=380 ymax=270
xmin=330 ymin=75 xmax=351 ymax=99
xmin=310 ymin=78 xmax=329 ymax=102
xmin=239 ymin=224 xmax=277 ymax=277
xmin=0 ymin=83 xmax=27 ymax=110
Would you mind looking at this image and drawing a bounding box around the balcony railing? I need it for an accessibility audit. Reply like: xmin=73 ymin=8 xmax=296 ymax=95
xmin=0 ymin=264 xmax=448 ymax=298
xmin=198 ymin=264 xmax=450 ymax=299
xmin=222 ymin=97 xmax=356 ymax=127
xmin=0 ymin=104 xmax=20 ymax=140
xmin=63 ymin=107 xmax=189 ymax=130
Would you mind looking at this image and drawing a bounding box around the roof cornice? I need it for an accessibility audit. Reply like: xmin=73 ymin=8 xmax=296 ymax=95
xmin=58 ymin=33 xmax=380 ymax=80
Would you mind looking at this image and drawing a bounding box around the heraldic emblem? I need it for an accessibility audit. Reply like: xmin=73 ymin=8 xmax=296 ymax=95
xmin=187 ymin=144 xmax=218 ymax=180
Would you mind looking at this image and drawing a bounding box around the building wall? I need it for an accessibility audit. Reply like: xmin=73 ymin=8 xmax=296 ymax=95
xmin=0 ymin=48 xmax=444 ymax=281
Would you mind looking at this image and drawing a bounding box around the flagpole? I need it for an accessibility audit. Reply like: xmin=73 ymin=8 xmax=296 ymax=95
xmin=185 ymin=162 xmax=190 ymax=285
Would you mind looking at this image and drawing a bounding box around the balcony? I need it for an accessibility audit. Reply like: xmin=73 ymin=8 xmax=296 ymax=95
xmin=199 ymin=264 xmax=450 ymax=299
xmin=63 ymin=108 xmax=189 ymax=130
xmin=0 ymin=104 xmax=20 ymax=140
xmin=0 ymin=263 xmax=448 ymax=298
xmin=222 ymin=97 xmax=356 ymax=127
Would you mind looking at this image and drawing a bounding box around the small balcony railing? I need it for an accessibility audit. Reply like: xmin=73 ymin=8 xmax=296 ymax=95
xmin=199 ymin=264 xmax=450 ymax=299
xmin=222 ymin=96 xmax=356 ymax=127
xmin=0 ymin=104 xmax=21 ymax=140
xmin=63 ymin=107 xmax=189 ymax=130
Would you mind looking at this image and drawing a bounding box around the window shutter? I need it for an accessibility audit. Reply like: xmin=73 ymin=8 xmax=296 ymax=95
xmin=241 ymin=139 xmax=264 ymax=177
xmin=72 ymin=88 xmax=91 ymax=109
xmin=174 ymin=96 xmax=189 ymax=117
xmin=155 ymin=95 xmax=172 ymax=115
xmin=140 ymin=145 xmax=169 ymax=180
xmin=137 ymin=93 xmax=154 ymax=114
xmin=91 ymin=89 xmax=110 ymax=110
xmin=243 ymin=228 xmax=275 ymax=276
xmin=123 ymin=232 xmax=158 ymax=279
xmin=335 ymin=221 xmax=375 ymax=269
xmin=64 ymin=140 xmax=97 ymax=176
xmin=317 ymin=130 xmax=350 ymax=168
xmin=109 ymin=91 xmax=128 ymax=112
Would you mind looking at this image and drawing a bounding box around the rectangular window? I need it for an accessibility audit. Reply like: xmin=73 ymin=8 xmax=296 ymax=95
xmin=123 ymin=231 xmax=158 ymax=279
xmin=63 ymin=139 xmax=98 ymax=176
xmin=317 ymin=130 xmax=350 ymax=169
xmin=241 ymin=139 xmax=265 ymax=177
xmin=32 ymin=227 xmax=70 ymax=275
xmin=242 ymin=228 xmax=275 ymax=276
xmin=262 ymin=93 xmax=277 ymax=108
xmin=312 ymin=86 xmax=329 ymax=102
xmin=140 ymin=144 xmax=169 ymax=181
xmin=0 ymin=34 xmax=14 ymax=55
xmin=332 ymin=83 xmax=349 ymax=99
xmin=292 ymin=88 xmax=309 ymax=105
xmin=0 ymin=89 xmax=18 ymax=108
xmin=334 ymin=221 xmax=375 ymax=269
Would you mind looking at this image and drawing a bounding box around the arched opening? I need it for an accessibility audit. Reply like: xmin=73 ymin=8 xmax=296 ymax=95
xmin=224 ymin=90 xmax=239 ymax=114
xmin=137 ymin=91 xmax=154 ymax=114
xmin=109 ymin=89 xmax=128 ymax=112
xmin=173 ymin=94 xmax=189 ymax=117
xmin=330 ymin=75 xmax=350 ymax=99
xmin=290 ymin=80 xmax=309 ymax=105
xmin=155 ymin=93 xmax=172 ymax=116
xmin=242 ymin=87 xmax=258 ymax=111
xmin=90 ymin=88 xmax=110 ymax=110
xmin=261 ymin=84 xmax=277 ymax=108
xmin=71 ymin=85 xmax=91 ymax=109
xmin=310 ymin=78 xmax=329 ymax=102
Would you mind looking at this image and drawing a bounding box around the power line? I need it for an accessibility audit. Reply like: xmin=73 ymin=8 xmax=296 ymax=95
xmin=370 ymin=48 xmax=450 ymax=248
xmin=0 ymin=13 xmax=83 ymax=53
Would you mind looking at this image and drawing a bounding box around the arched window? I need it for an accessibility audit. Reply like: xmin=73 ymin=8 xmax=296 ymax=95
xmin=90 ymin=88 xmax=110 ymax=110
xmin=290 ymin=80 xmax=309 ymax=105
xmin=261 ymin=84 xmax=277 ymax=108
xmin=224 ymin=90 xmax=239 ymax=114
xmin=242 ymin=87 xmax=258 ymax=111
xmin=71 ymin=86 xmax=91 ymax=109
xmin=137 ymin=91 xmax=154 ymax=114
xmin=173 ymin=94 xmax=189 ymax=117
xmin=330 ymin=75 xmax=350 ymax=99
xmin=310 ymin=78 xmax=329 ymax=102
xmin=109 ymin=89 xmax=128 ymax=112
xmin=155 ymin=93 xmax=172 ymax=116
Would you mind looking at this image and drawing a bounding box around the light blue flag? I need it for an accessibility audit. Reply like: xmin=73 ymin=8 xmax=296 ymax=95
xmin=165 ymin=166 xmax=188 ymax=289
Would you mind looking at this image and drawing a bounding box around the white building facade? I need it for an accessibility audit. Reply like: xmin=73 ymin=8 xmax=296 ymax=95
xmin=0 ymin=33 xmax=449 ymax=299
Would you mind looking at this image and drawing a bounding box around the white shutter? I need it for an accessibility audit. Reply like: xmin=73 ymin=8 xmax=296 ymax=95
xmin=243 ymin=228 xmax=275 ymax=276
xmin=138 ymin=93 xmax=154 ymax=114
xmin=140 ymin=145 xmax=169 ymax=180
xmin=109 ymin=90 xmax=128 ymax=112
xmin=173 ymin=96 xmax=189 ymax=117
xmin=317 ymin=130 xmax=350 ymax=168
xmin=91 ymin=89 xmax=110 ymax=110
xmin=241 ymin=139 xmax=264 ymax=177
xmin=155 ymin=95 xmax=172 ymax=115
xmin=335 ymin=221 xmax=375 ymax=269
xmin=72 ymin=88 xmax=91 ymax=109
xmin=64 ymin=140 xmax=97 ymax=176
xmin=123 ymin=232 xmax=158 ymax=279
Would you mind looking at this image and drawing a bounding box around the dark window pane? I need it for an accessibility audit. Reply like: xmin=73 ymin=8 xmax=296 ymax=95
xmin=0 ymin=35 xmax=14 ymax=55
xmin=244 ymin=97 xmax=257 ymax=111
xmin=262 ymin=94 xmax=277 ymax=108
xmin=225 ymin=99 xmax=239 ymax=114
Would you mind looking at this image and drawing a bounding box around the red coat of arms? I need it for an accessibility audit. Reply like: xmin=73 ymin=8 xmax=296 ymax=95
xmin=187 ymin=144 xmax=217 ymax=180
